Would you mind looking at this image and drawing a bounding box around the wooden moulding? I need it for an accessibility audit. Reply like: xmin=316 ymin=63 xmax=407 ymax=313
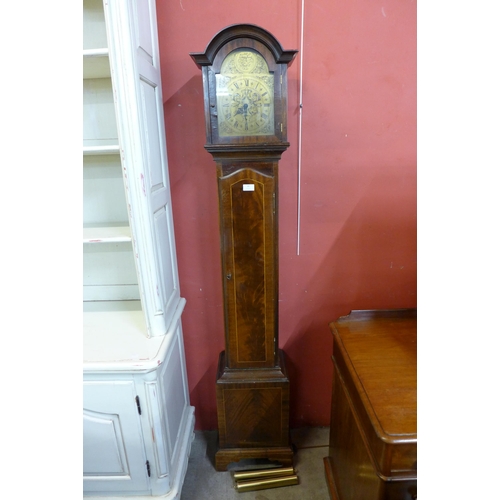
xmin=190 ymin=24 xmax=297 ymax=68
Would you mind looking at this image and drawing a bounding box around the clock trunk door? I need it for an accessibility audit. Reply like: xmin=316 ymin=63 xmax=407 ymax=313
xmin=219 ymin=165 xmax=278 ymax=369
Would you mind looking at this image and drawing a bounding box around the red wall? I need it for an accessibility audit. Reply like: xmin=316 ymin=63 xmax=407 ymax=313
xmin=156 ymin=0 xmax=416 ymax=430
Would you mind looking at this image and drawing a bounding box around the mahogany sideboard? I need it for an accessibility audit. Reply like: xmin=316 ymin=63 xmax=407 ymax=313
xmin=324 ymin=309 xmax=417 ymax=500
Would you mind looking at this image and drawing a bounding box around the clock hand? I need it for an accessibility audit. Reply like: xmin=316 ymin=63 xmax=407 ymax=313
xmin=235 ymin=103 xmax=250 ymax=130
xmin=235 ymin=103 xmax=249 ymax=116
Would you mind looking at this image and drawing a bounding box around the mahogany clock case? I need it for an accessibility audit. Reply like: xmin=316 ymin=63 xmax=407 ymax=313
xmin=190 ymin=25 xmax=297 ymax=471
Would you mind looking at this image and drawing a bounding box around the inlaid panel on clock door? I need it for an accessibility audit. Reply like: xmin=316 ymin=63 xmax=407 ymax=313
xmin=219 ymin=168 xmax=276 ymax=369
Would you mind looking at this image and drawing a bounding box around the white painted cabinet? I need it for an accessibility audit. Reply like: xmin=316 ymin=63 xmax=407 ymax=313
xmin=84 ymin=309 xmax=194 ymax=497
xmin=83 ymin=0 xmax=194 ymax=497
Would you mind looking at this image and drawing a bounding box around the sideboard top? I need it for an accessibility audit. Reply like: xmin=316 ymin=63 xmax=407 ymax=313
xmin=330 ymin=309 xmax=417 ymax=440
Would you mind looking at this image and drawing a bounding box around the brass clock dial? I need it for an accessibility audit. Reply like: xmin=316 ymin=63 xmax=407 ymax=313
xmin=216 ymin=49 xmax=274 ymax=137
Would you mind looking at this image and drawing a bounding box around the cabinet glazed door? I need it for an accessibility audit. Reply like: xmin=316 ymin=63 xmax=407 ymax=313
xmin=105 ymin=0 xmax=181 ymax=337
xmin=83 ymin=381 xmax=149 ymax=494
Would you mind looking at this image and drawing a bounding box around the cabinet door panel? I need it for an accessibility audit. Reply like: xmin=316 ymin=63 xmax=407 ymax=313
xmin=139 ymin=77 xmax=165 ymax=192
xmin=135 ymin=33 xmax=180 ymax=333
xmin=163 ymin=333 xmax=187 ymax=457
xmin=105 ymin=0 xmax=180 ymax=336
xmin=83 ymin=381 xmax=149 ymax=494
xmin=144 ymin=326 xmax=190 ymax=492
xmin=153 ymin=204 xmax=178 ymax=320
xmin=83 ymin=410 xmax=129 ymax=476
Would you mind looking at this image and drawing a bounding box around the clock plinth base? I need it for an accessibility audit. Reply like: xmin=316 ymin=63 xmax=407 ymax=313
xmin=215 ymin=444 xmax=294 ymax=472
xmin=214 ymin=350 xmax=293 ymax=471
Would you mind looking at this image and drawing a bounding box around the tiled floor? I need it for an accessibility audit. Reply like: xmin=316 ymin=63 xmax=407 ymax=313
xmin=180 ymin=428 xmax=331 ymax=500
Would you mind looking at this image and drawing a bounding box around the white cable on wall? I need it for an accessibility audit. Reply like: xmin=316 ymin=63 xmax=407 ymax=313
xmin=297 ymin=0 xmax=305 ymax=255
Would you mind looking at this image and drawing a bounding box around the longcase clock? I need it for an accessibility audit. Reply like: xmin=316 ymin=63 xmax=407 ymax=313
xmin=191 ymin=24 xmax=297 ymax=471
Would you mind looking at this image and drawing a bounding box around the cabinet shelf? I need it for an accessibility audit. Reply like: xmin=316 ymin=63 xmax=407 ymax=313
xmin=83 ymin=224 xmax=132 ymax=243
xmin=83 ymin=300 xmax=149 ymax=365
xmin=83 ymin=299 xmax=186 ymax=370
xmin=83 ymin=144 xmax=120 ymax=155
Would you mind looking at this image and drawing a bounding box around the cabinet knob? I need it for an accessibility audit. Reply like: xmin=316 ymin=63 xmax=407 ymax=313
xmin=226 ymin=273 xmax=232 ymax=280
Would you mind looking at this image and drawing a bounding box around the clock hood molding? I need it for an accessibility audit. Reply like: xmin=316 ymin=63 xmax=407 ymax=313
xmin=190 ymin=24 xmax=297 ymax=67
